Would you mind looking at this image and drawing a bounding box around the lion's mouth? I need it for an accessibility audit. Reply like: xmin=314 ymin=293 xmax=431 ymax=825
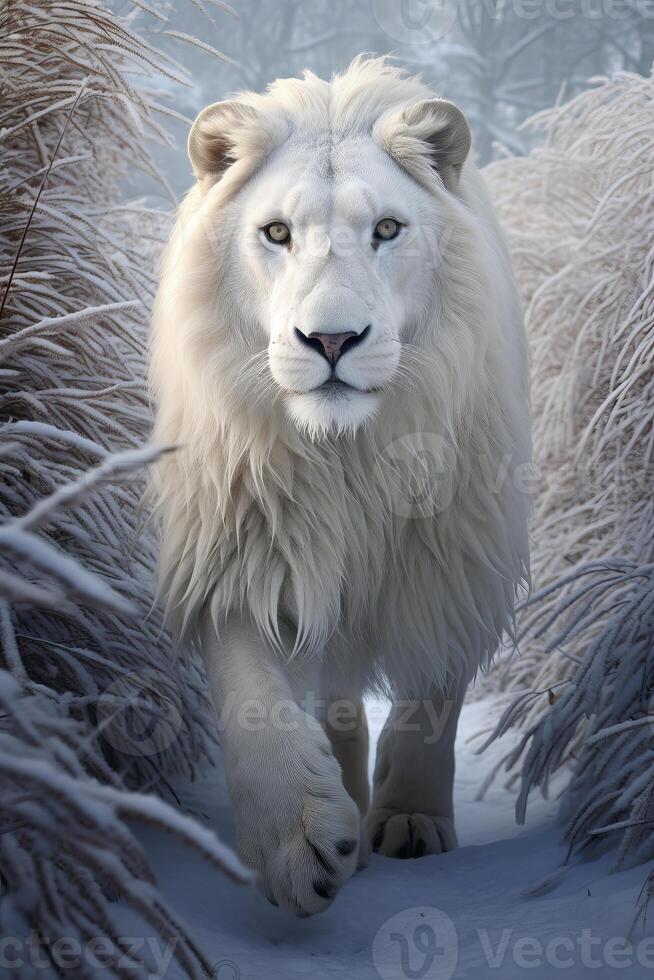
xmin=285 ymin=379 xmax=382 ymax=398
xmin=315 ymin=378 xmax=381 ymax=396
xmin=319 ymin=379 xmax=352 ymax=396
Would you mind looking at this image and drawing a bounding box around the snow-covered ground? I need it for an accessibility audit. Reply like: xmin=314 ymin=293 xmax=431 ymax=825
xmin=135 ymin=697 xmax=654 ymax=979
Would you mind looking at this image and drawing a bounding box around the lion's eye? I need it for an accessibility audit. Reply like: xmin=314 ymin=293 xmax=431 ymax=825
xmin=263 ymin=221 xmax=291 ymax=245
xmin=373 ymin=218 xmax=401 ymax=242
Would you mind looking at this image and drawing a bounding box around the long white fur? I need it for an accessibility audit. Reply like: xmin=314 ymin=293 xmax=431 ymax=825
xmin=149 ymin=57 xmax=531 ymax=700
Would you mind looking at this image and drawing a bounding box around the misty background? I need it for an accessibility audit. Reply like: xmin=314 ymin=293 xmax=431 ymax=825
xmin=127 ymin=0 xmax=654 ymax=197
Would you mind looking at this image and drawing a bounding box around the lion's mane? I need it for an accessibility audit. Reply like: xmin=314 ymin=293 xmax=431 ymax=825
xmin=150 ymin=58 xmax=530 ymax=697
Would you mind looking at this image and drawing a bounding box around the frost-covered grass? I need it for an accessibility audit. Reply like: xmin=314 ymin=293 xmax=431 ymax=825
xmin=0 ymin=670 xmax=252 ymax=978
xmin=0 ymin=2 xmax=247 ymax=976
xmin=0 ymin=0 xmax=217 ymax=786
xmin=483 ymin=70 xmax=654 ymax=889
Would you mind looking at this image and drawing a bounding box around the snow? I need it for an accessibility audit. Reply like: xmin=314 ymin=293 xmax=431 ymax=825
xmin=132 ymin=696 xmax=654 ymax=979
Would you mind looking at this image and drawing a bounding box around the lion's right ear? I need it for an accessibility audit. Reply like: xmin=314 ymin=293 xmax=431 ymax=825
xmin=375 ymin=98 xmax=471 ymax=192
xmin=187 ymin=100 xmax=259 ymax=182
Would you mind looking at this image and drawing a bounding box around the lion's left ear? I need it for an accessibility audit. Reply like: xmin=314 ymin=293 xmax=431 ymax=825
xmin=375 ymin=98 xmax=471 ymax=191
xmin=187 ymin=100 xmax=259 ymax=182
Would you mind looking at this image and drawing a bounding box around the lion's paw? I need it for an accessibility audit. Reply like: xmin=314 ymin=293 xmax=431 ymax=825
xmin=261 ymin=810 xmax=360 ymax=915
xmin=230 ymin=726 xmax=360 ymax=916
xmin=366 ymin=808 xmax=457 ymax=859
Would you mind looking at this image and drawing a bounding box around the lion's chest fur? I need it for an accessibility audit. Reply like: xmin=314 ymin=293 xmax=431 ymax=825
xmin=235 ymin=431 xmax=520 ymax=695
xmin=155 ymin=401 xmax=527 ymax=695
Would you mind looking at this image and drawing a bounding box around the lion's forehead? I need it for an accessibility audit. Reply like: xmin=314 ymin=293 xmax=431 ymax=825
xmin=283 ymin=181 xmax=378 ymax=231
xmin=249 ymin=137 xmax=408 ymax=230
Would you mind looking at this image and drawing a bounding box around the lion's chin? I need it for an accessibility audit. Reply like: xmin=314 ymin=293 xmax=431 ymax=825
xmin=285 ymin=384 xmax=381 ymax=438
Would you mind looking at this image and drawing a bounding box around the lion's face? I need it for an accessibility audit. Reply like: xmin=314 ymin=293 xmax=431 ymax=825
xmin=235 ymin=138 xmax=440 ymax=435
xmin=180 ymin=72 xmax=472 ymax=440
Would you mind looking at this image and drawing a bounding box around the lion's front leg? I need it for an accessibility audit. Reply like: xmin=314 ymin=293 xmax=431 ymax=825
xmin=200 ymin=614 xmax=360 ymax=916
xmin=366 ymin=679 xmax=467 ymax=859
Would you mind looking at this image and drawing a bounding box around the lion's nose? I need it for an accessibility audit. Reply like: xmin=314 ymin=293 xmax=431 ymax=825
xmin=295 ymin=326 xmax=369 ymax=365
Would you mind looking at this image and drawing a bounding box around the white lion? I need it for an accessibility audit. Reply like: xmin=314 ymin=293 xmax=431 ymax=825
xmin=150 ymin=57 xmax=530 ymax=916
